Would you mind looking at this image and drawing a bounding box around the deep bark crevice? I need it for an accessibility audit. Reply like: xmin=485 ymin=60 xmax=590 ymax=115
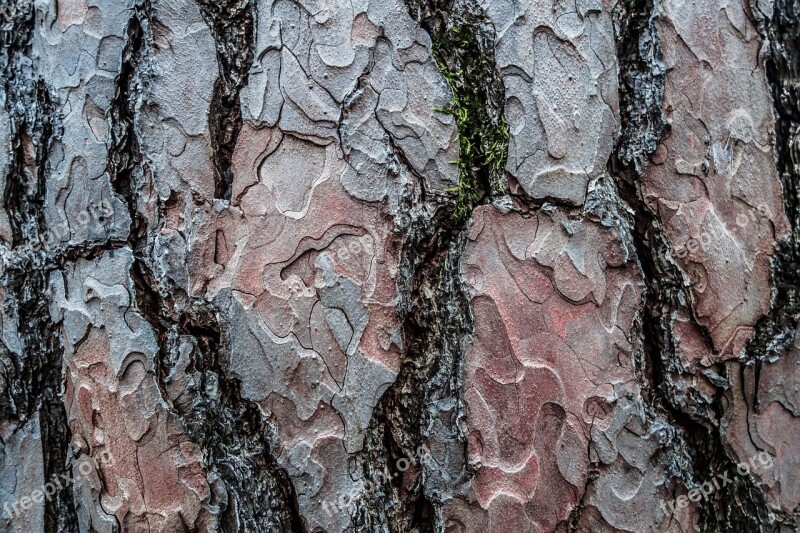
xmin=130 ymin=262 xmax=307 ymax=531
xmin=745 ymin=0 xmax=800 ymax=368
xmin=107 ymin=2 xmax=148 ymax=253
xmin=195 ymin=0 xmax=255 ymax=201
xmin=359 ymin=211 xmax=472 ymax=532
xmin=107 ymin=3 xmax=305 ymax=531
xmin=0 ymin=2 xmax=78 ymax=530
xmin=403 ymin=0 xmax=508 ymax=220
xmin=358 ymin=1 xmax=507 ymax=530
xmin=609 ymin=0 xmax=777 ymax=530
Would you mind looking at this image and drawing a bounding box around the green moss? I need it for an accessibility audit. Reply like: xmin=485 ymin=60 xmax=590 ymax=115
xmin=432 ymin=21 xmax=509 ymax=222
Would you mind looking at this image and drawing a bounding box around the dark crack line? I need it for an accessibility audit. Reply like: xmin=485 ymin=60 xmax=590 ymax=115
xmin=107 ymin=1 xmax=307 ymax=530
xmin=357 ymin=0 xmax=508 ymax=530
xmin=0 ymin=1 xmax=79 ymax=530
xmin=607 ymin=0 xmax=778 ymax=530
xmin=195 ymin=0 xmax=255 ymax=201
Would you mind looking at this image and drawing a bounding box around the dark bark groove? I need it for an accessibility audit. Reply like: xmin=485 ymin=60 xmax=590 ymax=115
xmin=1 ymin=2 xmax=79 ymax=530
xmin=108 ymin=3 xmax=305 ymax=531
xmin=195 ymin=0 xmax=255 ymax=201
xmin=747 ymin=0 xmax=800 ymax=367
xmin=611 ymin=0 xmax=779 ymax=530
xmin=357 ymin=0 xmax=507 ymax=530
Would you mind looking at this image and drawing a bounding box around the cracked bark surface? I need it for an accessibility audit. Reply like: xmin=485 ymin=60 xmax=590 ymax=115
xmin=1 ymin=0 xmax=800 ymax=531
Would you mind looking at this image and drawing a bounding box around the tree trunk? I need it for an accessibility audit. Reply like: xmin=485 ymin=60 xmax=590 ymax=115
xmin=1 ymin=0 xmax=799 ymax=531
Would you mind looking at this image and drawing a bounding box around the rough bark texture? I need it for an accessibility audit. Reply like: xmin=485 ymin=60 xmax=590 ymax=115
xmin=1 ymin=0 xmax=799 ymax=531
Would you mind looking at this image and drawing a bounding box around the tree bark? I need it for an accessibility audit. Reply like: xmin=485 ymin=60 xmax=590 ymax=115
xmin=0 ymin=0 xmax=799 ymax=531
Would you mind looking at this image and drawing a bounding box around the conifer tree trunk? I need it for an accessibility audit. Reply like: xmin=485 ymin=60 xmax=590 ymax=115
xmin=1 ymin=0 xmax=799 ymax=530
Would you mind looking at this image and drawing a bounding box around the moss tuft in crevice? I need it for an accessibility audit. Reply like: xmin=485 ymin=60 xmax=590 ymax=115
xmin=354 ymin=1 xmax=509 ymax=530
xmin=425 ymin=0 xmax=509 ymax=222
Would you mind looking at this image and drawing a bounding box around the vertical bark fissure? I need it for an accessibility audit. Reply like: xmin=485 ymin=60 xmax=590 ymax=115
xmin=358 ymin=1 xmax=507 ymax=530
xmin=195 ymin=0 xmax=255 ymax=201
xmin=108 ymin=0 xmax=147 ymax=251
xmin=611 ymin=0 xmax=776 ymax=530
xmin=128 ymin=255 xmax=307 ymax=531
xmin=745 ymin=0 xmax=800 ymax=367
xmin=359 ymin=212 xmax=473 ymax=531
xmin=107 ymin=2 xmax=305 ymax=530
xmin=1 ymin=2 xmax=79 ymax=530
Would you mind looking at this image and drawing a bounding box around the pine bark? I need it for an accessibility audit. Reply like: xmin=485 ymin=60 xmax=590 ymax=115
xmin=0 ymin=0 xmax=799 ymax=531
